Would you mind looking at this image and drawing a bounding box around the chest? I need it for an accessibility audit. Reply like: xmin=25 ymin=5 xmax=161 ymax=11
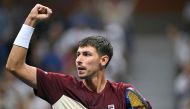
xmin=80 ymin=90 xmax=124 ymax=109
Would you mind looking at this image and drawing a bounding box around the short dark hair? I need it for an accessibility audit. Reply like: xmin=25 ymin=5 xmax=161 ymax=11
xmin=78 ymin=36 xmax=113 ymax=67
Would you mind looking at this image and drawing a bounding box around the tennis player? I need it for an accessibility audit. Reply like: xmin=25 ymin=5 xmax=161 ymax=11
xmin=6 ymin=4 xmax=151 ymax=109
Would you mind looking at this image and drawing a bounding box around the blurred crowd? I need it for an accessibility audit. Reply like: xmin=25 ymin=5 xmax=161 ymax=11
xmin=2 ymin=0 xmax=190 ymax=109
xmin=167 ymin=0 xmax=190 ymax=109
xmin=0 ymin=0 xmax=137 ymax=109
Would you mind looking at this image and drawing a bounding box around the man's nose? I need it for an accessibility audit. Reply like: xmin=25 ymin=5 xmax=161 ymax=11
xmin=76 ymin=56 xmax=83 ymax=65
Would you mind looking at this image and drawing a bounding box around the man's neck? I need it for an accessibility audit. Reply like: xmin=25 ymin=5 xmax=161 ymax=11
xmin=83 ymin=70 xmax=107 ymax=93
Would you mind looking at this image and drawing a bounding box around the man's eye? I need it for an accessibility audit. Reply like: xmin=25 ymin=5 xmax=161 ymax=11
xmin=84 ymin=52 xmax=91 ymax=56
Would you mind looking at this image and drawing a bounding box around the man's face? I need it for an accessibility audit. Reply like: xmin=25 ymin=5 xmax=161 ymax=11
xmin=76 ymin=46 xmax=101 ymax=79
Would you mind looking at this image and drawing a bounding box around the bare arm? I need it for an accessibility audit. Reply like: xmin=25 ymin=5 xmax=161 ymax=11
xmin=6 ymin=4 xmax=52 ymax=89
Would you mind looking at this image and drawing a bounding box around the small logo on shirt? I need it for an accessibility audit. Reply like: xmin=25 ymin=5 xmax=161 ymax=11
xmin=108 ymin=104 xmax=115 ymax=109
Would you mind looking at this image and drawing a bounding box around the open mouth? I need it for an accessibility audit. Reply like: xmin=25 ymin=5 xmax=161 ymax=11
xmin=77 ymin=66 xmax=86 ymax=70
xmin=77 ymin=67 xmax=86 ymax=75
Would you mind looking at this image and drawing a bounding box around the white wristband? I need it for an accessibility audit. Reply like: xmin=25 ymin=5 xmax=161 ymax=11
xmin=13 ymin=24 xmax=34 ymax=48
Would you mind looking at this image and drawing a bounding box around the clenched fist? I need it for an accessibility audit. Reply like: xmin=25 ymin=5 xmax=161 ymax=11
xmin=24 ymin=4 xmax=52 ymax=27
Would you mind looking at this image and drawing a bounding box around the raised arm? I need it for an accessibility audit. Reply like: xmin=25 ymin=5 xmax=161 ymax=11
xmin=6 ymin=4 xmax=52 ymax=89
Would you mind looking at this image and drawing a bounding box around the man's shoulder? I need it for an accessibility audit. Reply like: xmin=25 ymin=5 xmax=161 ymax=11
xmin=36 ymin=68 xmax=79 ymax=82
xmin=108 ymin=81 xmax=133 ymax=90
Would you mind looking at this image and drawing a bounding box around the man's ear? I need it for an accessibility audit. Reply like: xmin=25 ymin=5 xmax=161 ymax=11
xmin=100 ymin=55 xmax=109 ymax=67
